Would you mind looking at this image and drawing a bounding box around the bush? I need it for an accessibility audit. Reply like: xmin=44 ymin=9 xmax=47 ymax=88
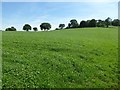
xmin=5 ymin=27 xmax=17 ymax=31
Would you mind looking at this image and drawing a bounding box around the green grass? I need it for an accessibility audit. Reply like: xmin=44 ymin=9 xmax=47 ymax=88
xmin=2 ymin=27 xmax=118 ymax=88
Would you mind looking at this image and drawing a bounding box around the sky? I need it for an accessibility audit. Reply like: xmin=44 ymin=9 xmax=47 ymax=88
xmin=1 ymin=1 xmax=119 ymax=31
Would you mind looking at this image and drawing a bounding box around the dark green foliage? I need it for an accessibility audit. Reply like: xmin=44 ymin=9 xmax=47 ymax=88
xmin=112 ymin=19 xmax=120 ymax=26
xmin=86 ymin=20 xmax=90 ymax=27
xmin=69 ymin=19 xmax=79 ymax=28
xmin=88 ymin=19 xmax=96 ymax=27
xmin=59 ymin=24 xmax=65 ymax=29
xmin=33 ymin=27 xmax=38 ymax=31
xmin=23 ymin=24 xmax=32 ymax=31
xmin=79 ymin=20 xmax=87 ymax=28
xmin=68 ymin=23 xmax=71 ymax=28
xmin=5 ymin=27 xmax=16 ymax=31
xmin=96 ymin=20 xmax=106 ymax=27
xmin=40 ymin=23 xmax=51 ymax=31
xmin=105 ymin=17 xmax=112 ymax=28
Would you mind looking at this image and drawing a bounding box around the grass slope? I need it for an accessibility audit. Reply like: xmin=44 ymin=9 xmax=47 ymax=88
xmin=2 ymin=27 xmax=118 ymax=88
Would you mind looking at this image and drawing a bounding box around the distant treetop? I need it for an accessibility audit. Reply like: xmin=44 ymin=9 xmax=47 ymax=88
xmin=23 ymin=24 xmax=32 ymax=31
xmin=5 ymin=27 xmax=17 ymax=31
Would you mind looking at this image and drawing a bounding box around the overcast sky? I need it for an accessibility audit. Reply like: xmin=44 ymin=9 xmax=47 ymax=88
xmin=1 ymin=1 xmax=119 ymax=31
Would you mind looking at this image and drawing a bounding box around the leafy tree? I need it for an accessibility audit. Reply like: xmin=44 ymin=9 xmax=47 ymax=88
xmin=68 ymin=23 xmax=71 ymax=28
xmin=69 ymin=19 xmax=79 ymax=28
xmin=88 ymin=19 xmax=96 ymax=27
xmin=5 ymin=28 xmax=10 ymax=31
xmin=59 ymin=24 xmax=65 ymax=29
xmin=11 ymin=27 xmax=17 ymax=31
xmin=33 ymin=27 xmax=38 ymax=31
xmin=112 ymin=19 xmax=120 ymax=26
xmin=5 ymin=27 xmax=16 ymax=31
xmin=105 ymin=17 xmax=112 ymax=28
xmin=96 ymin=20 xmax=105 ymax=27
xmin=23 ymin=24 xmax=31 ymax=31
xmin=86 ymin=20 xmax=91 ymax=27
xmin=79 ymin=20 xmax=87 ymax=28
xmin=40 ymin=23 xmax=51 ymax=31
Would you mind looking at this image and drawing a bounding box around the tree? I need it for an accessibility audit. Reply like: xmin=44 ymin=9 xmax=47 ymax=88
xmin=112 ymin=19 xmax=120 ymax=26
xmin=69 ymin=19 xmax=79 ymax=28
xmin=88 ymin=19 xmax=96 ymax=27
xmin=86 ymin=20 xmax=91 ymax=27
xmin=11 ymin=27 xmax=17 ymax=31
xmin=68 ymin=23 xmax=71 ymax=28
xmin=33 ymin=27 xmax=38 ymax=31
xmin=79 ymin=20 xmax=87 ymax=28
xmin=23 ymin=24 xmax=31 ymax=31
xmin=40 ymin=23 xmax=51 ymax=31
xmin=5 ymin=27 xmax=16 ymax=31
xmin=96 ymin=20 xmax=105 ymax=27
xmin=59 ymin=24 xmax=65 ymax=29
xmin=105 ymin=17 xmax=112 ymax=28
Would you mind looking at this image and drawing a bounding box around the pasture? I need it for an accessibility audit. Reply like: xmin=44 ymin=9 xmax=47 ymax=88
xmin=2 ymin=27 xmax=118 ymax=88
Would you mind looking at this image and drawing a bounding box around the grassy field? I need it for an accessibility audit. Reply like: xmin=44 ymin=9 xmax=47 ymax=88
xmin=2 ymin=27 xmax=118 ymax=88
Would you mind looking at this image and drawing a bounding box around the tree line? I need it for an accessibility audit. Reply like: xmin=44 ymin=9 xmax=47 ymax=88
xmin=5 ymin=17 xmax=120 ymax=31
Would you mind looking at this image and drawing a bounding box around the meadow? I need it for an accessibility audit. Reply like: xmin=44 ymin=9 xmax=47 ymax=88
xmin=2 ymin=27 xmax=118 ymax=88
